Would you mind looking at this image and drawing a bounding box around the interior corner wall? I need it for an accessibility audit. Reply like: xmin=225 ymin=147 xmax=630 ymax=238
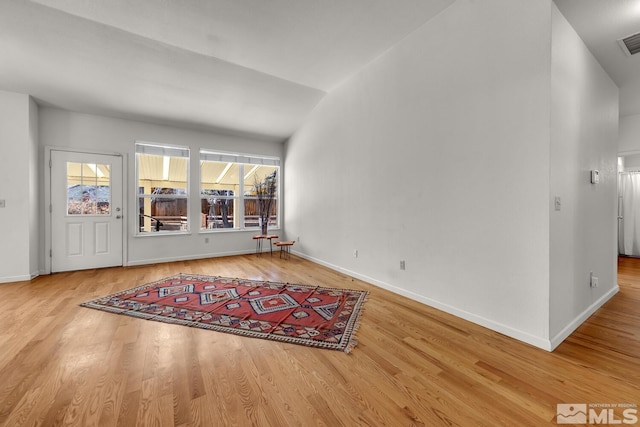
xmin=285 ymin=0 xmax=553 ymax=348
xmin=0 ymin=90 xmax=38 ymax=283
xmin=549 ymin=4 xmax=619 ymax=346
xmin=38 ymin=108 xmax=284 ymax=268
xmin=28 ymin=97 xmax=39 ymax=276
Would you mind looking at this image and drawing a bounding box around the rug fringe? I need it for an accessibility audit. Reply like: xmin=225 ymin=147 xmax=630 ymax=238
xmin=343 ymin=290 xmax=368 ymax=354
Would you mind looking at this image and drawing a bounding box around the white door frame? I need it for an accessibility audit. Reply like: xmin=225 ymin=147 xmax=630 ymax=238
xmin=617 ymin=150 xmax=640 ymax=261
xmin=44 ymin=146 xmax=128 ymax=274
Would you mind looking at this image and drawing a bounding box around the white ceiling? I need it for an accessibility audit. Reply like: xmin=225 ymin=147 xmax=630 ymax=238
xmin=3 ymin=1 xmax=639 ymax=141
xmin=554 ymin=0 xmax=640 ymax=117
xmin=0 ymin=0 xmax=455 ymax=141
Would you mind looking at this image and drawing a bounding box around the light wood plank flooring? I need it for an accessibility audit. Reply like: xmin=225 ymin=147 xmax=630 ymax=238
xmin=0 ymin=254 xmax=638 ymax=426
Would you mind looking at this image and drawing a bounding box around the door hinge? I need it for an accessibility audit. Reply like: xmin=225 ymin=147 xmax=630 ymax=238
xmin=49 ymin=249 xmax=52 ymax=257
xmin=49 ymin=204 xmax=52 ymax=213
xmin=49 ymin=158 xmax=52 ymax=168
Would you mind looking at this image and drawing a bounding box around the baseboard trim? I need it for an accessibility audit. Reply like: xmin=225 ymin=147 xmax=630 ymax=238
xmin=127 ymin=249 xmax=255 ymax=267
xmin=549 ymin=285 xmax=619 ymax=350
xmin=292 ymin=250 xmax=553 ymax=351
xmin=0 ymin=274 xmax=35 ymax=284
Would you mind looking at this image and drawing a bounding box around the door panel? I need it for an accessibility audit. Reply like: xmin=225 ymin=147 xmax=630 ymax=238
xmin=95 ymin=222 xmax=110 ymax=254
xmin=51 ymin=151 xmax=123 ymax=272
xmin=66 ymin=223 xmax=84 ymax=256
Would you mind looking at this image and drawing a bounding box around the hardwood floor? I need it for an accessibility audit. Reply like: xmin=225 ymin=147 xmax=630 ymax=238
xmin=0 ymin=254 xmax=638 ymax=426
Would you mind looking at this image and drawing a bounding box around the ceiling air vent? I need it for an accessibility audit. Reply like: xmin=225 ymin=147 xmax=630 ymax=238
xmin=618 ymin=32 xmax=640 ymax=56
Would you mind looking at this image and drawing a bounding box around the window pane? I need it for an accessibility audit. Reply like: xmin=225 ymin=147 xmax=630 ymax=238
xmin=136 ymin=143 xmax=189 ymax=234
xmin=244 ymin=168 xmax=278 ymax=229
xmin=96 ymin=164 xmax=110 ymax=214
xmin=244 ymin=198 xmax=277 ymax=227
xmin=243 ymin=166 xmax=278 ymax=195
xmin=201 ymin=196 xmax=236 ymax=229
xmin=66 ymin=162 xmax=111 ymax=215
xmin=139 ymin=196 xmax=188 ymax=232
xmin=200 ymin=161 xmax=240 ymax=193
xmin=200 ymin=160 xmax=240 ymax=231
xmin=137 ymin=154 xmax=188 ymax=192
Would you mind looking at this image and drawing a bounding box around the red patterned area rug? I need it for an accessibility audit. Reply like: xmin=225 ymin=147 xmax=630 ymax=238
xmin=81 ymin=274 xmax=368 ymax=353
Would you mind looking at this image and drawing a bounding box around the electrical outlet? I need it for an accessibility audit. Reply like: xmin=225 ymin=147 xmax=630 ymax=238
xmin=400 ymin=260 xmax=406 ymax=270
xmin=204 ymin=237 xmax=210 ymax=244
xmin=590 ymin=272 xmax=598 ymax=288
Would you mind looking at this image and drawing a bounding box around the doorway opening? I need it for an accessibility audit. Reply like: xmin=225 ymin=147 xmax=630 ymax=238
xmin=618 ymin=153 xmax=640 ymax=258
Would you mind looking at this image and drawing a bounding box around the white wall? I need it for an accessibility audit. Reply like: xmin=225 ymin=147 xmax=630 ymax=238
xmin=285 ymin=0 xmax=553 ymax=348
xmin=0 ymin=90 xmax=39 ymax=282
xmin=622 ymin=153 xmax=640 ymax=171
xmin=549 ymin=5 xmax=619 ymax=346
xmin=619 ymin=114 xmax=640 ymax=154
xmin=39 ymin=107 xmax=283 ymax=269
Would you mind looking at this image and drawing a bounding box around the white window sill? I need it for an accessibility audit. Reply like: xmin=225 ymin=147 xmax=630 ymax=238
xmin=135 ymin=230 xmax=192 ymax=237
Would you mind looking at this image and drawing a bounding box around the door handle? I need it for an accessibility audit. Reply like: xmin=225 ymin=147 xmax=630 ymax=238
xmin=116 ymin=215 xmax=122 ymax=219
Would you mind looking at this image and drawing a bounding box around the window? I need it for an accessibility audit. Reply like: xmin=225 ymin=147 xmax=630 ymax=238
xmin=66 ymin=162 xmax=111 ymax=215
xmin=200 ymin=150 xmax=279 ymax=231
xmin=136 ymin=142 xmax=190 ymax=233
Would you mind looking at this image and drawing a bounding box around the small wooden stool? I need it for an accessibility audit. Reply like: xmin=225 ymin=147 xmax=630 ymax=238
xmin=252 ymin=235 xmax=264 ymax=255
xmin=274 ymin=241 xmax=295 ymax=259
xmin=252 ymin=234 xmax=279 ymax=256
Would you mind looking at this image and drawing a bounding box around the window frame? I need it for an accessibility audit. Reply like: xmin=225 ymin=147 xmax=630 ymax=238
xmin=199 ymin=150 xmax=280 ymax=232
xmin=135 ymin=141 xmax=191 ymax=236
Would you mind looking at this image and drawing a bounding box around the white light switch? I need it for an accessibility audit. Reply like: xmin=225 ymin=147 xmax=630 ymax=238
xmin=0 ymin=200 xmax=5 ymax=208
xmin=554 ymin=196 xmax=561 ymax=211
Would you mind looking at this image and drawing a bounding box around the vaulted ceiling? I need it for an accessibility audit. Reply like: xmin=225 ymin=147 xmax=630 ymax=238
xmin=0 ymin=0 xmax=455 ymax=141
xmin=2 ymin=1 xmax=640 ymax=142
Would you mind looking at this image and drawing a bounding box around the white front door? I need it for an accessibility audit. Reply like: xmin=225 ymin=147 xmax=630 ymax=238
xmin=51 ymin=150 xmax=123 ymax=272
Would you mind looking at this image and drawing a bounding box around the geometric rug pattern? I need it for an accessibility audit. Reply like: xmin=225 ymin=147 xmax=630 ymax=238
xmin=81 ymin=274 xmax=368 ymax=353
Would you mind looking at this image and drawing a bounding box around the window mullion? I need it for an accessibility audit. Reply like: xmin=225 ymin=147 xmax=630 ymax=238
xmin=238 ymin=164 xmax=245 ymax=229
